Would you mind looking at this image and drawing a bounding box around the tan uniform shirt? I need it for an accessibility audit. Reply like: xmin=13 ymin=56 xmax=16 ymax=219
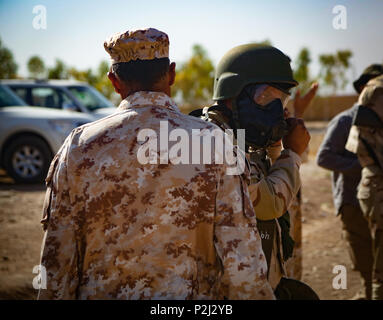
xmin=248 ymin=148 xmax=301 ymax=288
xmin=267 ymin=143 xmax=307 ymax=281
xmin=38 ymin=91 xmax=274 ymax=300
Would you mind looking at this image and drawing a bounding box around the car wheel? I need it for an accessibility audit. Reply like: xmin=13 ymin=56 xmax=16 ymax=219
xmin=4 ymin=136 xmax=52 ymax=184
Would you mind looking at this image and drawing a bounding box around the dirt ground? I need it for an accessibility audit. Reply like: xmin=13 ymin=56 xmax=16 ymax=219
xmin=0 ymin=123 xmax=364 ymax=300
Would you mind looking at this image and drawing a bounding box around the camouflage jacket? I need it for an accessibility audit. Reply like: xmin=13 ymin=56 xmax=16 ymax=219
xmin=38 ymin=91 xmax=274 ymax=300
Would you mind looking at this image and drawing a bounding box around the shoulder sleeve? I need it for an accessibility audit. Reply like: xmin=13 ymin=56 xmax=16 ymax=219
xmin=38 ymin=134 xmax=79 ymax=300
xmin=214 ymin=168 xmax=275 ymax=300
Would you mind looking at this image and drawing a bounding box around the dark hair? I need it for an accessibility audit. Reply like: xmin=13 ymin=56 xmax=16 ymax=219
xmin=111 ymin=57 xmax=170 ymax=89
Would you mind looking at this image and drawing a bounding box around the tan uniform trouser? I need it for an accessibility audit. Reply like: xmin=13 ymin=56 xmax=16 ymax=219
xmin=340 ymin=204 xmax=373 ymax=299
xmin=285 ymin=191 xmax=302 ymax=280
xmin=357 ymin=167 xmax=383 ymax=300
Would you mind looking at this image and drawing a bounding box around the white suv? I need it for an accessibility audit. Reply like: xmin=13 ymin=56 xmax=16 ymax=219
xmin=0 ymin=84 xmax=113 ymax=183
xmin=1 ymin=79 xmax=116 ymax=119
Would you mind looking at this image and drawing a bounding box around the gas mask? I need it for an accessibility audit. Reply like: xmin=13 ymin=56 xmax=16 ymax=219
xmin=234 ymin=84 xmax=290 ymax=149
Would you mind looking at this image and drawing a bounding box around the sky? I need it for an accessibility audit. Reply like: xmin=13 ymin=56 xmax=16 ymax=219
xmin=0 ymin=0 xmax=382 ymax=94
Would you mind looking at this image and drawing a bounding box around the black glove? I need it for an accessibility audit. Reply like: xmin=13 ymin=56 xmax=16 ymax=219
xmin=277 ymin=211 xmax=295 ymax=261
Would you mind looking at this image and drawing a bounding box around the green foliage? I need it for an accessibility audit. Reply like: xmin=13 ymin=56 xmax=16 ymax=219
xmin=27 ymin=55 xmax=45 ymax=78
xmin=293 ymin=47 xmax=317 ymax=94
xmin=172 ymin=44 xmax=214 ymax=108
xmin=318 ymin=50 xmax=353 ymax=94
xmin=294 ymin=48 xmax=311 ymax=84
xmin=68 ymin=60 xmax=117 ymax=102
xmin=68 ymin=67 xmax=96 ymax=85
xmin=93 ymin=60 xmax=115 ymax=101
xmin=49 ymin=59 xmax=118 ymax=102
xmin=48 ymin=59 xmax=68 ymax=79
xmin=97 ymin=60 xmax=109 ymax=76
xmin=0 ymin=38 xmax=18 ymax=79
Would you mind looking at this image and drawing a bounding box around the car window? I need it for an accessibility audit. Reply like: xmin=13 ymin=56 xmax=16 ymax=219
xmin=31 ymin=87 xmax=73 ymax=109
xmin=68 ymin=86 xmax=114 ymax=111
xmin=11 ymin=87 xmax=30 ymax=104
xmin=0 ymin=85 xmax=26 ymax=107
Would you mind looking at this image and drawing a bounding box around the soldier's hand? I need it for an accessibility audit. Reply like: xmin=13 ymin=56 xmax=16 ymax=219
xmin=282 ymin=118 xmax=310 ymax=156
xmin=293 ymin=82 xmax=319 ymax=118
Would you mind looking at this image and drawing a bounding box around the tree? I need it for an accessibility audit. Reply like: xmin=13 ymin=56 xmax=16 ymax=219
xmin=68 ymin=61 xmax=119 ymax=104
xmin=172 ymin=44 xmax=215 ymax=109
xmin=68 ymin=67 xmax=96 ymax=85
xmin=318 ymin=50 xmax=353 ymax=94
xmin=93 ymin=60 xmax=115 ymax=100
xmin=47 ymin=59 xmax=68 ymax=79
xmin=27 ymin=55 xmax=45 ymax=78
xmin=0 ymin=38 xmax=18 ymax=78
xmin=294 ymin=48 xmax=311 ymax=87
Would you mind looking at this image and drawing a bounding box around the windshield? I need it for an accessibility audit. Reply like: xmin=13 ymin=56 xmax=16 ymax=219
xmin=68 ymin=86 xmax=115 ymax=111
xmin=0 ymin=85 xmax=27 ymax=107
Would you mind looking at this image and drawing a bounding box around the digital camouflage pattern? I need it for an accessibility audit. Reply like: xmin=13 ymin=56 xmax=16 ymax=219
xmin=38 ymin=91 xmax=275 ymax=300
xmin=104 ymin=28 xmax=169 ymax=64
xmin=199 ymin=107 xmax=302 ymax=289
xmin=346 ymin=75 xmax=383 ymax=300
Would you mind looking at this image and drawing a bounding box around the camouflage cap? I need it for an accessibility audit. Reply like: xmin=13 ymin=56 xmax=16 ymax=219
xmin=104 ymin=28 xmax=169 ymax=64
xmin=353 ymin=64 xmax=383 ymax=93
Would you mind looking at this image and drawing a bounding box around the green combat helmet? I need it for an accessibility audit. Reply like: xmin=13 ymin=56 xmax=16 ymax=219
xmin=213 ymin=44 xmax=298 ymax=101
xmin=211 ymin=44 xmax=298 ymax=151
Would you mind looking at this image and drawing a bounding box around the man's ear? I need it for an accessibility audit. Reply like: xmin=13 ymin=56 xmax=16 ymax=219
xmin=108 ymin=71 xmax=121 ymax=94
xmin=168 ymin=62 xmax=176 ymax=86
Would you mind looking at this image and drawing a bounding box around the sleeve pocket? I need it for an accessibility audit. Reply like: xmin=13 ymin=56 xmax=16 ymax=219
xmin=41 ymin=154 xmax=60 ymax=230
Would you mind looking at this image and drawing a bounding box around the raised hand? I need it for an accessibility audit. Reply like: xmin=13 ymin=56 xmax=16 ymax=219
xmin=293 ymin=82 xmax=319 ymax=118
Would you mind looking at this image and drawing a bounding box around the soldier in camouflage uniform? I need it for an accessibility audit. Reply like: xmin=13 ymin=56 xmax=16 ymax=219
xmin=191 ymin=44 xmax=317 ymax=298
xmin=346 ymin=75 xmax=383 ymax=300
xmin=37 ymin=28 xmax=274 ymax=300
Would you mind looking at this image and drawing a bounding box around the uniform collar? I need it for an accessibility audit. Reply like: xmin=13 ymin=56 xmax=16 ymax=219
xmin=117 ymin=91 xmax=180 ymax=112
